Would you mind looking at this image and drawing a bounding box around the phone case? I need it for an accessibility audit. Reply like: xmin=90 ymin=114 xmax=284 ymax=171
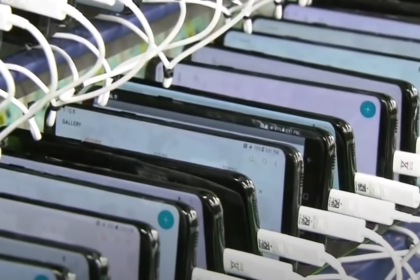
xmin=0 ymin=229 xmax=109 ymax=280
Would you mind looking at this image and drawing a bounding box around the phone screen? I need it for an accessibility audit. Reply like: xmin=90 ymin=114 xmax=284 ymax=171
xmin=153 ymin=61 xmax=382 ymax=177
xmin=0 ymin=154 xmax=206 ymax=270
xmin=190 ymin=46 xmax=402 ymax=169
xmin=253 ymin=19 xmax=420 ymax=60
xmin=283 ymin=4 xmax=420 ymax=40
xmin=118 ymin=82 xmax=340 ymax=189
xmin=0 ymin=194 xmax=139 ymax=280
xmin=0 ymin=258 xmax=57 ymax=280
xmin=0 ymin=162 xmax=180 ymax=280
xmin=0 ymin=237 xmax=90 ymax=280
xmin=52 ymin=106 xmax=288 ymax=239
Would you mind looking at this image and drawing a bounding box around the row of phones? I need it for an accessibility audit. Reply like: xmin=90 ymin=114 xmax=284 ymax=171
xmin=2 ymin=1 xmax=420 ymax=279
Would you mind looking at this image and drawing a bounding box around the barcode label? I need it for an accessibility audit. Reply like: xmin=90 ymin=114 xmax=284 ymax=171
xmin=258 ymin=239 xmax=272 ymax=251
xmin=298 ymin=214 xmax=311 ymax=227
xmin=357 ymin=183 xmax=367 ymax=193
xmin=328 ymin=197 xmax=341 ymax=209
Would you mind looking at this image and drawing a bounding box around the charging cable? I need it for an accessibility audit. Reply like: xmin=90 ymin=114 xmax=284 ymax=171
xmin=0 ymin=1 xmax=106 ymax=146
xmin=393 ymin=150 xmax=420 ymax=177
xmin=48 ymin=32 xmax=112 ymax=124
xmin=354 ymin=172 xmax=420 ymax=208
xmin=257 ymin=229 xmax=349 ymax=279
xmin=385 ymin=238 xmax=420 ymax=280
xmin=223 ymin=248 xmax=305 ymax=280
xmin=298 ymin=206 xmax=403 ymax=280
xmin=0 ymin=5 xmax=39 ymax=112
xmin=0 ymin=5 xmax=15 ymax=112
xmin=0 ymin=59 xmax=15 ymax=112
xmin=192 ymin=268 xmax=243 ymax=280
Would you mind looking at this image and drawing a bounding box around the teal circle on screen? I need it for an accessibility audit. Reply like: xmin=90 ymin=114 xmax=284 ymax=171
xmin=158 ymin=210 xmax=174 ymax=230
xmin=360 ymin=101 xmax=376 ymax=118
xmin=34 ymin=275 xmax=49 ymax=280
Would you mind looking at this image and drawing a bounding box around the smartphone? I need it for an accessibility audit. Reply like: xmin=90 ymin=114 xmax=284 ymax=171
xmin=0 ymin=191 xmax=148 ymax=280
xmin=281 ymin=4 xmax=420 ymax=38
xmin=0 ymin=230 xmax=108 ymax=280
xmin=86 ymin=87 xmax=333 ymax=220
xmin=0 ymin=1 xmax=77 ymax=44
xmin=309 ymin=0 xmax=420 ymax=18
xmin=3 ymin=131 xmax=224 ymax=272
xmin=6 ymin=129 xmax=260 ymax=258
xmin=152 ymin=54 xmax=398 ymax=182
xmin=253 ymin=17 xmax=420 ymax=60
xmin=0 ymin=254 xmax=74 ymax=280
xmin=189 ymin=45 xmax=417 ymax=184
xmin=0 ymin=160 xmax=196 ymax=280
xmin=77 ymin=0 xmax=141 ymax=14
xmin=48 ymin=104 xmax=306 ymax=247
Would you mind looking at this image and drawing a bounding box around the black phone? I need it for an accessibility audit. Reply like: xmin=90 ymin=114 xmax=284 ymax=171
xmin=187 ymin=43 xmax=418 ymax=185
xmin=0 ymin=159 xmax=197 ymax=280
xmin=0 ymin=229 xmax=109 ymax=280
xmin=0 ymin=253 xmax=74 ymax=280
xmin=6 ymin=129 xmax=258 ymax=257
xmin=145 ymin=56 xmax=397 ymax=183
xmin=309 ymin=0 xmax=420 ymax=18
xmin=93 ymin=86 xmax=335 ymax=243
xmin=44 ymin=103 xmax=305 ymax=245
xmin=3 ymin=130 xmax=225 ymax=272
xmin=3 ymin=1 xmax=78 ymax=44
xmin=122 ymin=77 xmax=357 ymax=192
xmin=0 ymin=192 xmax=158 ymax=280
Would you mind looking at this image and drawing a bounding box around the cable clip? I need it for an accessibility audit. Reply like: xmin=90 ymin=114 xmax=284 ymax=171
xmin=273 ymin=0 xmax=283 ymax=19
xmin=162 ymin=67 xmax=173 ymax=88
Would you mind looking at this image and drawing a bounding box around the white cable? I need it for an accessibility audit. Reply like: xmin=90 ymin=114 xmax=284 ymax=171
xmin=343 ymin=243 xmax=417 ymax=280
xmin=49 ymin=0 xmax=186 ymax=104
xmin=8 ymin=13 xmax=58 ymax=106
xmin=354 ymin=172 xmax=420 ymax=208
xmin=257 ymin=229 xmax=349 ymax=279
xmin=416 ymin=137 xmax=420 ymax=154
xmin=0 ymin=87 xmax=40 ymax=140
xmin=143 ymin=0 xmax=222 ymax=88
xmin=52 ymin=33 xmax=112 ymax=107
xmin=223 ymin=249 xmax=305 ymax=280
xmin=0 ymin=3 xmax=106 ymax=148
xmin=94 ymin=14 xmax=171 ymax=73
xmin=33 ymin=44 xmax=79 ymax=115
xmin=391 ymin=226 xmax=420 ymax=247
xmin=92 ymin=0 xmax=253 ymax=91
xmin=340 ymin=248 xmax=408 ymax=263
xmin=0 ymin=4 xmax=16 ymax=111
xmin=385 ymin=238 xmax=420 ymax=280
xmin=5 ymin=64 xmax=50 ymax=140
xmin=0 ymin=59 xmax=15 ymax=113
xmin=298 ymin=206 xmax=403 ymax=280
